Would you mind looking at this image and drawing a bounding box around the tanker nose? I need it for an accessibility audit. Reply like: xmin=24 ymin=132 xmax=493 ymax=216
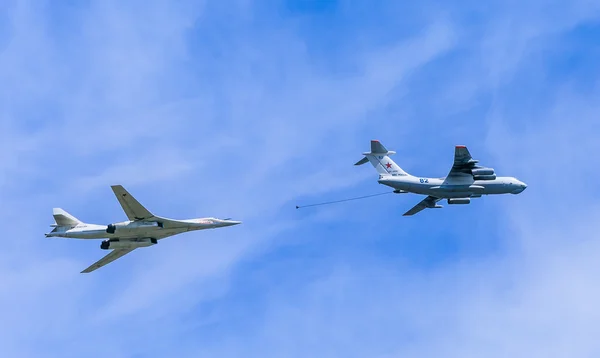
xmin=520 ymin=180 xmax=527 ymax=191
xmin=512 ymin=181 xmax=527 ymax=194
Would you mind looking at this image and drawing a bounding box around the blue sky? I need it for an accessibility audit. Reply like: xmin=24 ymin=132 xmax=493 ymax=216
xmin=1 ymin=0 xmax=600 ymax=357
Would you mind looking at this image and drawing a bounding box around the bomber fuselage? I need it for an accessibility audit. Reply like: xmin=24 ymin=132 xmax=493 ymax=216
xmin=45 ymin=217 xmax=241 ymax=240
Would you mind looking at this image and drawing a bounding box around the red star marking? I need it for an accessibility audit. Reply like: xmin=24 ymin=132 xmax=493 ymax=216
xmin=386 ymin=162 xmax=392 ymax=168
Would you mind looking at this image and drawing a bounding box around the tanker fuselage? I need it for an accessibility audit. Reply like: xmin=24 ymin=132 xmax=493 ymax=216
xmin=378 ymin=175 xmax=527 ymax=198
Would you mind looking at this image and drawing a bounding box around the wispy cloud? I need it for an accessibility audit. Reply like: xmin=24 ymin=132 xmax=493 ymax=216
xmin=1 ymin=0 xmax=599 ymax=357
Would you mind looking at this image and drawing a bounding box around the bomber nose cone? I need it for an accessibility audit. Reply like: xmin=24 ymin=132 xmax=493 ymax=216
xmin=224 ymin=220 xmax=242 ymax=227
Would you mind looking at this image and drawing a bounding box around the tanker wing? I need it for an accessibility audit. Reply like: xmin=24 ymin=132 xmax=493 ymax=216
xmin=445 ymin=145 xmax=477 ymax=180
xmin=403 ymin=195 xmax=443 ymax=216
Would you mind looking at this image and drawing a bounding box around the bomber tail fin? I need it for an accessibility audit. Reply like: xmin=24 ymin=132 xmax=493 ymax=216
xmin=355 ymin=140 xmax=409 ymax=176
xmin=52 ymin=208 xmax=82 ymax=227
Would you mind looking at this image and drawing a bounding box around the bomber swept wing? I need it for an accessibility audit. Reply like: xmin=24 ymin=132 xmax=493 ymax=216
xmin=111 ymin=185 xmax=154 ymax=221
xmin=81 ymin=248 xmax=136 ymax=273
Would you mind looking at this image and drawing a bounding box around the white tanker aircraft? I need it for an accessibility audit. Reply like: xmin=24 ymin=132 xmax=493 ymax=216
xmin=46 ymin=185 xmax=241 ymax=273
xmin=355 ymin=140 xmax=527 ymax=216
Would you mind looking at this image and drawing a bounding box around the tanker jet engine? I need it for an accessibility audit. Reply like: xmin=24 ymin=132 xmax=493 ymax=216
xmin=46 ymin=185 xmax=241 ymax=273
xmin=355 ymin=140 xmax=527 ymax=216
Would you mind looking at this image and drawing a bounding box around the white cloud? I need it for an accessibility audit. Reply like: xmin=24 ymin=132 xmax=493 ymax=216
xmin=179 ymin=2 xmax=600 ymax=358
xmin=0 ymin=1 xmax=457 ymax=356
xmin=1 ymin=0 xmax=598 ymax=356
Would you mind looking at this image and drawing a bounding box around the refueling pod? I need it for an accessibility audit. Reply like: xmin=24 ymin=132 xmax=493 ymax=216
xmin=447 ymin=198 xmax=471 ymax=205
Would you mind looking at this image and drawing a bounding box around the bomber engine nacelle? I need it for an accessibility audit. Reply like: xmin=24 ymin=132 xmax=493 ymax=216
xmin=106 ymin=221 xmax=162 ymax=234
xmin=100 ymin=238 xmax=158 ymax=250
xmin=447 ymin=198 xmax=471 ymax=205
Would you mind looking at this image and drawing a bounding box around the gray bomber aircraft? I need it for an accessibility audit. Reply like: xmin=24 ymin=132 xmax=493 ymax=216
xmin=355 ymin=140 xmax=527 ymax=216
xmin=46 ymin=185 xmax=241 ymax=273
